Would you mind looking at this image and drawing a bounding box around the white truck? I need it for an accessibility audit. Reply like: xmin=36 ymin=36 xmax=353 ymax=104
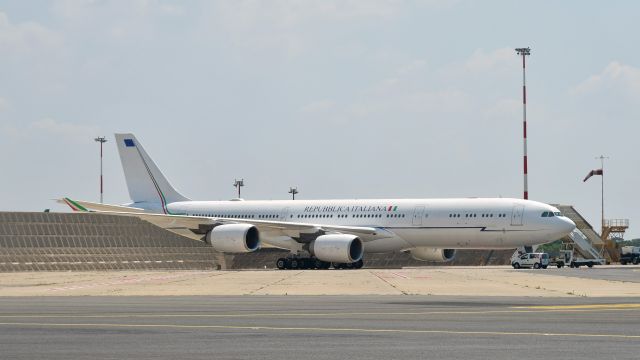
xmin=620 ymin=246 xmax=640 ymax=265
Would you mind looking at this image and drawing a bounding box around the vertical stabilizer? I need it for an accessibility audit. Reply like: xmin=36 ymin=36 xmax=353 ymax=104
xmin=115 ymin=133 xmax=189 ymax=212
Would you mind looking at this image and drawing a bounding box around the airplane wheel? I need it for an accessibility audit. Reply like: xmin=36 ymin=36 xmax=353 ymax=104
xmin=276 ymin=258 xmax=286 ymax=270
xmin=354 ymin=260 xmax=364 ymax=269
xmin=298 ymin=259 xmax=307 ymax=270
xmin=290 ymin=259 xmax=298 ymax=269
xmin=314 ymin=259 xmax=323 ymax=269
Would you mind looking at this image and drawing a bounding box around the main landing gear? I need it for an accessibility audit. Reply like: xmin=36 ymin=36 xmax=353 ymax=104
xmin=276 ymin=257 xmax=364 ymax=270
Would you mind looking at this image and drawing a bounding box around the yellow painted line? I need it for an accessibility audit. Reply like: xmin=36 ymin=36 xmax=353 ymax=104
xmin=514 ymin=304 xmax=640 ymax=310
xmin=0 ymin=307 xmax=639 ymax=319
xmin=0 ymin=321 xmax=639 ymax=339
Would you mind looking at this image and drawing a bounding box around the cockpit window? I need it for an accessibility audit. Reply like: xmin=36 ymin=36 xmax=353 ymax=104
xmin=542 ymin=211 xmax=559 ymax=218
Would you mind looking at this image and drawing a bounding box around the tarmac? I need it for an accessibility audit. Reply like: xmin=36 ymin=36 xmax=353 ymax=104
xmin=1 ymin=266 xmax=640 ymax=359
xmin=1 ymin=266 xmax=640 ymax=297
xmin=1 ymin=295 xmax=640 ymax=359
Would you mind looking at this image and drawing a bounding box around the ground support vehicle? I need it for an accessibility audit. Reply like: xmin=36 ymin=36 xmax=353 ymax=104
xmin=620 ymin=246 xmax=640 ymax=265
xmin=549 ymin=248 xmax=605 ymax=268
xmin=511 ymin=252 xmax=549 ymax=269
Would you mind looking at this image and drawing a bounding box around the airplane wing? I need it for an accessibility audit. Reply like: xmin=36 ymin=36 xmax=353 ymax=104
xmin=58 ymin=198 xmax=394 ymax=244
xmin=58 ymin=197 xmax=147 ymax=213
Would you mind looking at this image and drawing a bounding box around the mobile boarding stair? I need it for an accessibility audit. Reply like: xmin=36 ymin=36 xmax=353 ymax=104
xmin=554 ymin=205 xmax=606 ymax=265
xmin=512 ymin=205 xmax=606 ymax=266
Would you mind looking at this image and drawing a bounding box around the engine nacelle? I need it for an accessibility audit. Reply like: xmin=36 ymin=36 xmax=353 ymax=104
xmin=206 ymin=224 xmax=260 ymax=253
xmin=409 ymin=247 xmax=456 ymax=262
xmin=310 ymin=234 xmax=363 ymax=263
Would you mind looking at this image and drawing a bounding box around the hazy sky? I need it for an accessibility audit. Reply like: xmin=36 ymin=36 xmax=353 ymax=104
xmin=0 ymin=1 xmax=638 ymax=238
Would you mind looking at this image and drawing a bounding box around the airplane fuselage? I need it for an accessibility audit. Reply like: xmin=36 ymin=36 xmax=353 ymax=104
xmin=155 ymin=197 xmax=575 ymax=253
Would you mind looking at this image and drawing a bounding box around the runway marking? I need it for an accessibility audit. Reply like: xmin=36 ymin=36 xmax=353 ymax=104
xmin=0 ymin=321 xmax=639 ymax=339
xmin=390 ymin=272 xmax=410 ymax=279
xmin=1 ymin=306 xmax=639 ymax=319
xmin=1 ymin=260 xmax=193 ymax=266
xmin=514 ymin=304 xmax=640 ymax=310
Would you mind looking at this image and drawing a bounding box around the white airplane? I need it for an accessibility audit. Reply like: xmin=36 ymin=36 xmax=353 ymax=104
xmin=61 ymin=133 xmax=576 ymax=270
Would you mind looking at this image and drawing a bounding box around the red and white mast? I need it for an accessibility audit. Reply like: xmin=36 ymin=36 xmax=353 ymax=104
xmin=515 ymin=47 xmax=531 ymax=200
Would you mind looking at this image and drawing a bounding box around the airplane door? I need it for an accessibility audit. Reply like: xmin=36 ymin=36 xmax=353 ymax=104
xmin=279 ymin=207 xmax=290 ymax=221
xmin=511 ymin=205 xmax=524 ymax=226
xmin=412 ymin=206 xmax=425 ymax=226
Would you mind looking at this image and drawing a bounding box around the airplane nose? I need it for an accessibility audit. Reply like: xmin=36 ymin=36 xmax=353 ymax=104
xmin=562 ymin=217 xmax=576 ymax=233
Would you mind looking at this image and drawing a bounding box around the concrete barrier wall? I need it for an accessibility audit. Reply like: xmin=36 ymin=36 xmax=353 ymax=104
xmin=0 ymin=212 xmax=224 ymax=271
xmin=0 ymin=212 xmax=512 ymax=271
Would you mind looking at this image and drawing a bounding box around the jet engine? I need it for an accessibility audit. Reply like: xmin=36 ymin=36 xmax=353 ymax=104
xmin=310 ymin=234 xmax=363 ymax=263
xmin=206 ymin=224 xmax=260 ymax=253
xmin=408 ymin=247 xmax=456 ymax=262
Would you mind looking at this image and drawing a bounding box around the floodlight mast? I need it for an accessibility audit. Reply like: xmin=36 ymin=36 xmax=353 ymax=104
xmin=288 ymin=187 xmax=299 ymax=200
xmin=233 ymin=179 xmax=244 ymax=198
xmin=515 ymin=47 xmax=531 ymax=200
xmin=94 ymin=136 xmax=108 ymax=204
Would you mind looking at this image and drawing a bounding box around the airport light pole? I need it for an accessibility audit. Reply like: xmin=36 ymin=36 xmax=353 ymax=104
xmin=596 ymin=155 xmax=609 ymax=235
xmin=233 ymin=179 xmax=244 ymax=199
xmin=515 ymin=47 xmax=531 ymax=200
xmin=94 ymin=136 xmax=108 ymax=204
xmin=288 ymin=187 xmax=298 ymax=200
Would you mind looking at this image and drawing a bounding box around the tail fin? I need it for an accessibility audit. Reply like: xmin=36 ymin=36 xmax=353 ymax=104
xmin=115 ymin=133 xmax=189 ymax=212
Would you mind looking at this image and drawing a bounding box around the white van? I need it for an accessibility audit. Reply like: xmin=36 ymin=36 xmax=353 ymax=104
xmin=512 ymin=252 xmax=549 ymax=269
